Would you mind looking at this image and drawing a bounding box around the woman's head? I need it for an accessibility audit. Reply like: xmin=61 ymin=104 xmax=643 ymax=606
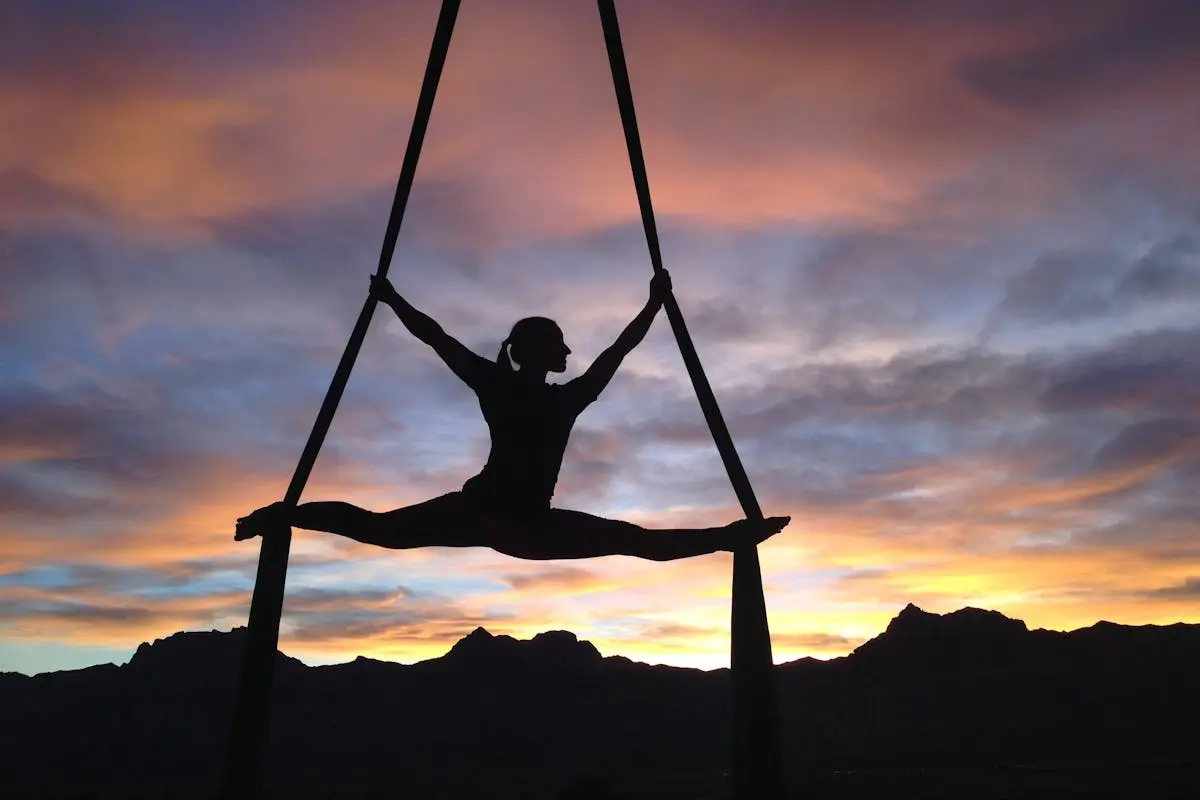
xmin=497 ymin=316 xmax=571 ymax=374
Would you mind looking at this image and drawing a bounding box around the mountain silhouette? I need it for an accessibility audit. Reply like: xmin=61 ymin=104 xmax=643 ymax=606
xmin=2 ymin=605 xmax=1197 ymax=798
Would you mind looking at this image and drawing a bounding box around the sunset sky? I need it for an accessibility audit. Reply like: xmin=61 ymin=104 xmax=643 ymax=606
xmin=3 ymin=0 xmax=1199 ymax=675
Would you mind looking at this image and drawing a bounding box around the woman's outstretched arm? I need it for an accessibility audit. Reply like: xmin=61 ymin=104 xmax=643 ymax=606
xmin=574 ymin=270 xmax=671 ymax=401
xmin=370 ymin=275 xmax=492 ymax=388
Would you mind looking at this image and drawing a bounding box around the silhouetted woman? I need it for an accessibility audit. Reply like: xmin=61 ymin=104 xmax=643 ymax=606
xmin=236 ymin=271 xmax=788 ymax=561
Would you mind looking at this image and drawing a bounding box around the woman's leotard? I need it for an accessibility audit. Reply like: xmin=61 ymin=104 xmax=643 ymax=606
xmin=461 ymin=368 xmax=600 ymax=522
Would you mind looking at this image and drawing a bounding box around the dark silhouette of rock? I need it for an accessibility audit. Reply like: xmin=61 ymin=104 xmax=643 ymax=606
xmin=2 ymin=605 xmax=1197 ymax=798
xmin=850 ymin=604 xmax=1030 ymax=666
xmin=440 ymin=626 xmax=601 ymax=673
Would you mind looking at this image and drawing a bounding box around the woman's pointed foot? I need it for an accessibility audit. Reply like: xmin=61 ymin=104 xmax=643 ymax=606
xmin=760 ymin=515 xmax=790 ymax=543
xmin=234 ymin=501 xmax=291 ymax=541
xmin=726 ymin=515 xmax=790 ymax=549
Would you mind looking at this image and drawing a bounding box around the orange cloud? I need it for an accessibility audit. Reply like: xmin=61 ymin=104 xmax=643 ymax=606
xmin=9 ymin=1 xmax=1190 ymax=248
xmin=499 ymin=565 xmax=613 ymax=593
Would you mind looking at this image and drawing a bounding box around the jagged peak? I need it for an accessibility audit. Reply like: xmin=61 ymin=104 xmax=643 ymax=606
xmin=531 ymin=629 xmax=601 ymax=661
xmin=947 ymin=606 xmax=1029 ymax=631
xmin=853 ymin=604 xmax=1031 ymax=663
xmin=126 ymin=626 xmax=303 ymax=677
xmin=129 ymin=627 xmax=246 ymax=666
xmin=445 ymin=627 xmax=513 ymax=658
xmin=443 ymin=627 xmax=600 ymax=667
xmin=884 ymin=604 xmax=1027 ymax=636
xmin=891 ymin=603 xmax=934 ymax=625
xmin=459 ymin=626 xmax=496 ymax=643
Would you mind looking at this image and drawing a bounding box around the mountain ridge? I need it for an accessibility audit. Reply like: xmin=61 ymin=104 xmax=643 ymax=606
xmin=3 ymin=604 xmax=1197 ymax=797
xmin=9 ymin=602 xmax=1185 ymax=679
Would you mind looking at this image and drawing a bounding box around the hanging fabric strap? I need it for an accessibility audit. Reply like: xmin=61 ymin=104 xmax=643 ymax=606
xmin=221 ymin=2 xmax=462 ymax=796
xmin=596 ymin=2 xmax=785 ymax=798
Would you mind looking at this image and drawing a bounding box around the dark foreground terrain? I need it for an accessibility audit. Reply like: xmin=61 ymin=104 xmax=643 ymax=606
xmin=2 ymin=605 xmax=1197 ymax=798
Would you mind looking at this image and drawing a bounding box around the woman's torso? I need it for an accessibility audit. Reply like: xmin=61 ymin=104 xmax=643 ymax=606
xmin=462 ymin=371 xmax=591 ymax=520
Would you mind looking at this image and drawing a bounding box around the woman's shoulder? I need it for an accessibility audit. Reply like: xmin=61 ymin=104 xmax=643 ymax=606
xmin=471 ymin=359 xmax=507 ymax=389
xmin=551 ymin=376 xmax=601 ymax=411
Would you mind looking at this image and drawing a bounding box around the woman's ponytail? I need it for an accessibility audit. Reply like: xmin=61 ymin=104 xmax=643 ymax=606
xmin=497 ymin=317 xmax=557 ymax=373
xmin=496 ymin=337 xmax=514 ymax=371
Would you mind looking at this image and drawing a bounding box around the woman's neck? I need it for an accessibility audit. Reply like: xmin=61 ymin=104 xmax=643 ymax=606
xmin=513 ymin=366 xmax=549 ymax=385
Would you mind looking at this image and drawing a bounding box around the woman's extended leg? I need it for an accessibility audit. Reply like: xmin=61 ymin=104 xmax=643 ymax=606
xmin=235 ymin=492 xmax=486 ymax=550
xmin=487 ymin=509 xmax=790 ymax=562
